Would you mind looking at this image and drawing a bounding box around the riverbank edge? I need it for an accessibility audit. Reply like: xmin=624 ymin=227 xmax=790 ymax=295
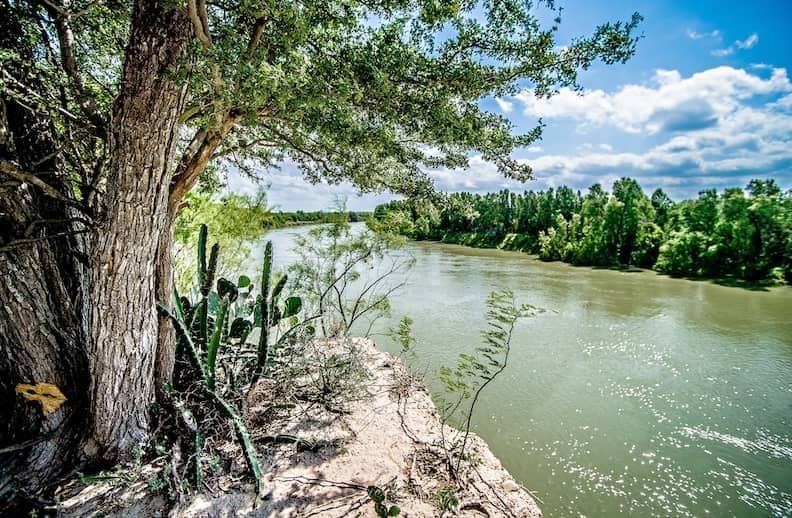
xmin=418 ymin=230 xmax=788 ymax=289
xmin=53 ymin=338 xmax=542 ymax=517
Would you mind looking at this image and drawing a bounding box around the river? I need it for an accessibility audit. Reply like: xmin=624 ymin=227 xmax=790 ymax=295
xmin=258 ymin=223 xmax=792 ymax=517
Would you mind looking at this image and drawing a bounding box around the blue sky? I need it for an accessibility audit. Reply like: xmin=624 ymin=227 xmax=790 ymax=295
xmin=230 ymin=0 xmax=792 ymax=210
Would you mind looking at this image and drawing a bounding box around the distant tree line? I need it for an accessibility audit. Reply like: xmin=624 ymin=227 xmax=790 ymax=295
xmin=372 ymin=178 xmax=792 ymax=283
xmin=270 ymin=210 xmax=369 ymax=226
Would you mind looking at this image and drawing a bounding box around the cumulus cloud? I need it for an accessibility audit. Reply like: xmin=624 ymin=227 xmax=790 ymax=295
xmin=511 ymin=66 xmax=791 ymax=134
xmin=429 ymin=66 xmax=792 ymax=199
xmin=495 ymin=97 xmax=514 ymax=113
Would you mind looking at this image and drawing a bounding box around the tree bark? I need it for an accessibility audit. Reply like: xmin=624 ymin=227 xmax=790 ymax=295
xmin=83 ymin=0 xmax=190 ymax=462
xmin=0 ymin=105 xmax=90 ymax=505
xmin=0 ymin=6 xmax=89 ymax=503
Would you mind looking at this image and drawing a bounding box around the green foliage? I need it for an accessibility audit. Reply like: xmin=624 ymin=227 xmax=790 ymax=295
xmin=368 ymin=485 xmax=401 ymax=517
xmin=157 ymin=224 xmax=310 ymax=503
xmin=3 ymin=0 xmax=642 ymax=217
xmin=440 ymin=290 xmax=539 ymax=476
xmin=375 ymin=178 xmax=792 ymax=284
xmin=388 ymin=316 xmax=418 ymax=374
xmin=389 ymin=316 xmax=416 ymax=356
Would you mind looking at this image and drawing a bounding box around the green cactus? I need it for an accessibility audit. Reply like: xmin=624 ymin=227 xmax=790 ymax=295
xmin=160 ymin=225 xmax=277 ymax=503
xmin=206 ymin=293 xmax=229 ymax=390
xmin=197 ymin=224 xmax=208 ymax=288
xmin=202 ymin=243 xmax=220 ymax=297
xmin=256 ymin=242 xmax=273 ymax=376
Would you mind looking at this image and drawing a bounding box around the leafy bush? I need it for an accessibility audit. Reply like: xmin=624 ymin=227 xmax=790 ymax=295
xmin=289 ymin=218 xmax=413 ymax=337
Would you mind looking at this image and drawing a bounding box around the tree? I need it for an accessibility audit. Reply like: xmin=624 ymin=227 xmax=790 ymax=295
xmin=607 ymin=177 xmax=653 ymax=264
xmin=0 ymin=0 xmax=641 ymax=501
xmin=650 ymin=187 xmax=673 ymax=229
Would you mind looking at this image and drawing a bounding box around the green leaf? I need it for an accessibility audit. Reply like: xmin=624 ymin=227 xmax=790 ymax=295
xmin=282 ymin=296 xmax=302 ymax=319
xmin=217 ymin=277 xmax=238 ymax=303
xmin=367 ymin=486 xmax=385 ymax=503
xmin=229 ymin=317 xmax=253 ymax=340
xmin=237 ymin=275 xmax=251 ymax=288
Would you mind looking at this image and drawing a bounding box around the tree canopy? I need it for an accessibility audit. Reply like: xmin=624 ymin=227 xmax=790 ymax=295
xmin=2 ymin=0 xmax=642 ymax=211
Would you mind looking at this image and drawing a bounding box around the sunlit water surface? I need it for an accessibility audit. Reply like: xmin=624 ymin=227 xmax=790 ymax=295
xmin=256 ymin=224 xmax=792 ymax=517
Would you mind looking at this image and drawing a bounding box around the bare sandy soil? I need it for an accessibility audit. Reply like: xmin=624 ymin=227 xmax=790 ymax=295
xmin=54 ymin=338 xmax=541 ymax=517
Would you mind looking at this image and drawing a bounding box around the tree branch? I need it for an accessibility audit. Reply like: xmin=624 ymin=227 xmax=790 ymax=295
xmin=0 ymin=159 xmax=84 ymax=210
xmin=169 ymin=115 xmax=237 ymax=209
xmin=39 ymin=1 xmax=108 ymax=136
xmin=243 ymin=17 xmax=267 ymax=61
xmin=187 ymin=0 xmax=212 ymax=48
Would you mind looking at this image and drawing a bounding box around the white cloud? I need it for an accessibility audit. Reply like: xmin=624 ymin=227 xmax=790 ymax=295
xmin=711 ymin=47 xmax=734 ymax=57
xmin=773 ymin=93 xmax=792 ymax=109
xmin=712 ymin=32 xmax=759 ymax=57
xmin=511 ymin=66 xmax=791 ymax=134
xmin=226 ymin=161 xmax=391 ymax=211
xmin=687 ymin=29 xmax=721 ymax=40
xmin=527 ymin=146 xmax=543 ymax=152
xmin=495 ymin=97 xmax=514 ymax=114
xmin=736 ymin=33 xmax=759 ymax=49
xmin=427 ymin=66 xmax=792 ymax=198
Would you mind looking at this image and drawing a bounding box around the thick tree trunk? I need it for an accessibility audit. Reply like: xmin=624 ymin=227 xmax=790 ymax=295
xmin=83 ymin=1 xmax=190 ymax=462
xmin=0 ymin=7 xmax=89 ymax=503
xmin=1 ymin=0 xmax=190 ymax=504
xmin=155 ymin=209 xmax=179 ymax=392
xmin=0 ymin=100 xmax=90 ymax=504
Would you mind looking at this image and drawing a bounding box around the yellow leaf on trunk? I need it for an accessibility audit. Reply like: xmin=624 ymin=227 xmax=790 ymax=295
xmin=15 ymin=382 xmax=67 ymax=416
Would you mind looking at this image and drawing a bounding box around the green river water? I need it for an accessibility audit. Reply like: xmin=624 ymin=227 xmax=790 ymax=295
xmin=261 ymin=224 xmax=792 ymax=517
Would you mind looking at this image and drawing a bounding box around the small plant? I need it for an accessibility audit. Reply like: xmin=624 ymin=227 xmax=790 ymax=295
xmin=388 ymin=315 xmax=423 ymax=382
xmin=389 ymin=316 xmax=416 ymax=358
xmin=433 ymin=486 xmax=459 ymax=513
xmin=367 ymin=484 xmax=401 ymax=517
xmin=289 ymin=211 xmax=413 ymax=337
xmin=280 ymin=337 xmax=370 ymax=413
xmin=439 ymin=289 xmax=540 ymax=477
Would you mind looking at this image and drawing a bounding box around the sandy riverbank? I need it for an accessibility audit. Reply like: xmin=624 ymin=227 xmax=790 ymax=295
xmin=56 ymin=338 xmax=541 ymax=517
